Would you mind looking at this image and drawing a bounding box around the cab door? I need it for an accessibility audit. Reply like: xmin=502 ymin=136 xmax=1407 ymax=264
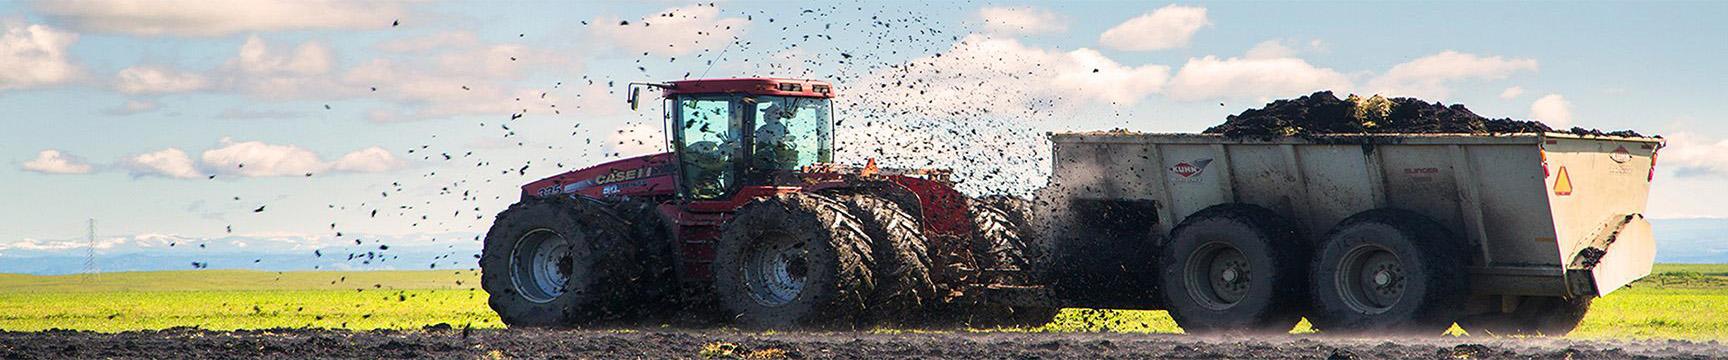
xmin=671 ymin=95 xmax=743 ymax=201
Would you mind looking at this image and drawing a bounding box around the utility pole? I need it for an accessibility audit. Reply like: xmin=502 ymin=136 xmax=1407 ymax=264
xmin=81 ymin=218 xmax=98 ymax=282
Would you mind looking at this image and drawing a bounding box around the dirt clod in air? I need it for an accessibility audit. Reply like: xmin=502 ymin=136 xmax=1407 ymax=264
xmin=1204 ymin=91 xmax=1644 ymax=138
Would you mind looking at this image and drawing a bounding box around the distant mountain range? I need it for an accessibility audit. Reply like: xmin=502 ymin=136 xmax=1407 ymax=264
xmin=1 ymin=219 xmax=1722 ymax=275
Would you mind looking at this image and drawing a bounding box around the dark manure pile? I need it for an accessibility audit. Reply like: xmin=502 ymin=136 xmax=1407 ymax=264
xmin=1204 ymin=91 xmax=1644 ymax=138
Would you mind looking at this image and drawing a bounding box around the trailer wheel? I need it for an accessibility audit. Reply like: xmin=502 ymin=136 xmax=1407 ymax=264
xmin=1158 ymin=204 xmax=1307 ymax=334
xmin=1309 ymin=209 xmax=1468 ymax=335
xmin=713 ymin=193 xmax=875 ymax=329
xmin=480 ymin=197 xmax=640 ymax=326
xmin=837 ymin=194 xmax=937 ymax=326
xmin=1460 ymin=296 xmax=1592 ymax=336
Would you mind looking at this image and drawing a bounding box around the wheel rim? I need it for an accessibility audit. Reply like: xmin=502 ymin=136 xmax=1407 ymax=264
xmin=509 ymin=228 xmax=580 ymax=304
xmin=1184 ymin=242 xmax=1251 ymax=310
xmin=1336 ymin=244 xmax=1405 ymax=314
xmin=742 ymin=231 xmax=808 ymax=307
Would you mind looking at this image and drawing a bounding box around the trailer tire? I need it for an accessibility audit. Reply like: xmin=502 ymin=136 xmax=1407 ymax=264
xmin=713 ymin=193 xmax=875 ymax=329
xmin=480 ymin=197 xmax=641 ymax=327
xmin=1460 ymin=296 xmax=1592 ymax=336
xmin=967 ymin=199 xmax=1061 ymax=328
xmin=837 ymin=194 xmax=937 ymax=326
xmin=1158 ymin=204 xmax=1307 ymax=334
xmin=1309 ymin=209 xmax=1468 ymax=335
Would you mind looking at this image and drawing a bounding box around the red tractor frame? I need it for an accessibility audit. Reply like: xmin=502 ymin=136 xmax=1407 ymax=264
xmin=478 ymin=78 xmax=1051 ymax=328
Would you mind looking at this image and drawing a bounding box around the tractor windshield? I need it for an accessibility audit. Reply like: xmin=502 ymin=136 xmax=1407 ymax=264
xmin=671 ymin=93 xmax=832 ymax=200
xmin=749 ymin=95 xmax=832 ymax=172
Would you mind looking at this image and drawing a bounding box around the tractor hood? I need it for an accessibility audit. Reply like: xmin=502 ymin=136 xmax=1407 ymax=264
xmin=521 ymin=152 xmax=678 ymax=201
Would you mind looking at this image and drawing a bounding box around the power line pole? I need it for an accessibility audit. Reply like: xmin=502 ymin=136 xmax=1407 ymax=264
xmin=81 ymin=218 xmax=99 ymax=282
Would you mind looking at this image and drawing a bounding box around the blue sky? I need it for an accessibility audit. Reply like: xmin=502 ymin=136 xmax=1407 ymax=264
xmin=1 ymin=1 xmax=1725 ymax=267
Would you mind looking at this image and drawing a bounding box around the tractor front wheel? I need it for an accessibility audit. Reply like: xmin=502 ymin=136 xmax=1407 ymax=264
xmin=479 ymin=197 xmax=643 ymax=326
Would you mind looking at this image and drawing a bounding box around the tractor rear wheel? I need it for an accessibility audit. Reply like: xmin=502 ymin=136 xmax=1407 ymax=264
xmin=1460 ymin=296 xmax=1592 ymax=336
xmin=1158 ymin=204 xmax=1307 ymax=335
xmin=479 ymin=197 xmax=643 ymax=326
xmin=713 ymin=193 xmax=876 ymax=329
xmin=837 ymin=194 xmax=937 ymax=326
xmin=1308 ymin=209 xmax=1468 ymax=335
xmin=965 ymin=199 xmax=1061 ymax=328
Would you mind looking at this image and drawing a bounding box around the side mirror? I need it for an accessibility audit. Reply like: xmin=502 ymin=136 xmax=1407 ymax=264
xmin=628 ymin=87 xmax=642 ymax=111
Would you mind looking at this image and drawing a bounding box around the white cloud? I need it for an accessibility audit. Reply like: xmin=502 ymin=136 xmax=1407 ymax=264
xmin=978 ymin=6 xmax=1067 ymax=35
xmin=115 ymin=66 xmax=209 ymax=94
xmin=1662 ymin=132 xmax=1728 ymax=177
xmin=887 ymin=35 xmax=1170 ymax=107
xmin=330 ymin=146 xmax=406 ymax=173
xmin=1529 ymin=94 xmax=1573 ymax=128
xmin=21 ymin=149 xmax=94 ymax=174
xmin=345 ymin=36 xmax=578 ymax=121
xmin=376 ymin=31 xmax=481 ymax=53
xmin=33 ymin=0 xmax=405 ymax=37
xmin=1365 ymin=50 xmax=1538 ymax=99
xmin=1099 ymin=5 xmax=1209 ymax=51
xmin=199 ymin=138 xmax=328 ymax=177
xmin=232 ymin=35 xmax=332 ymax=76
xmin=590 ymin=5 xmax=749 ymax=56
xmin=1500 ymin=86 xmax=1525 ymax=99
xmin=199 ymin=139 xmax=406 ymax=177
xmin=121 ymin=148 xmax=202 ymax=179
xmin=1244 ymin=40 xmax=1298 ymax=59
xmin=0 ymin=22 xmax=81 ymax=90
xmin=104 ymin=99 xmax=160 ymax=115
xmin=1165 ymin=55 xmax=1352 ymax=101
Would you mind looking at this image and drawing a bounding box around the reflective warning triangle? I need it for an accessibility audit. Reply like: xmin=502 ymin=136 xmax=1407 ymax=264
xmin=1554 ymin=166 xmax=1573 ymax=196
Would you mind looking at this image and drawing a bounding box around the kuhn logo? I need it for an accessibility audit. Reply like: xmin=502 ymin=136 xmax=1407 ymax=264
xmin=1171 ymin=159 xmax=1214 ymax=178
xmin=1610 ymin=145 xmax=1632 ymax=163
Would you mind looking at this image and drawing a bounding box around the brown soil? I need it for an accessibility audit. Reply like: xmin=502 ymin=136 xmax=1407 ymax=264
xmin=1 ymin=327 xmax=1721 ymax=359
xmin=1204 ymin=91 xmax=1645 ymax=139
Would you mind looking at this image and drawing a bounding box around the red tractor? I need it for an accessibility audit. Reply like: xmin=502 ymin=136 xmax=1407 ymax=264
xmin=478 ymin=78 xmax=1053 ymax=328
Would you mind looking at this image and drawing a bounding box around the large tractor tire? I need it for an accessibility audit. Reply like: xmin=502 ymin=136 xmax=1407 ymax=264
xmin=965 ymin=199 xmax=1061 ymax=328
xmin=837 ymin=194 xmax=938 ymax=326
xmin=713 ymin=193 xmax=877 ymax=329
xmin=1460 ymin=296 xmax=1592 ymax=336
xmin=975 ymin=195 xmax=1049 ymax=270
xmin=610 ymin=199 xmax=683 ymax=321
xmin=1309 ymin=209 xmax=1469 ymax=335
xmin=479 ymin=197 xmax=644 ymax=326
xmin=1158 ymin=204 xmax=1308 ymax=334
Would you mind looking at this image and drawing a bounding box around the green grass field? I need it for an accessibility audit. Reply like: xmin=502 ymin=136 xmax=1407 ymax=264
xmin=1 ymin=265 xmax=1724 ymax=339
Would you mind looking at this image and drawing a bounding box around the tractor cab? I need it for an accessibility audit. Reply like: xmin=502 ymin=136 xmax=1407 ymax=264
xmin=634 ymin=78 xmax=836 ymax=201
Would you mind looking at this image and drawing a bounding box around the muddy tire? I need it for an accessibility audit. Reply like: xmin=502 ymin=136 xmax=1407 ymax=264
xmin=479 ymin=197 xmax=642 ymax=327
xmin=837 ymin=194 xmax=937 ymax=326
xmin=966 ymin=199 xmax=1061 ymax=328
xmin=1309 ymin=209 xmax=1468 ymax=335
xmin=975 ymin=195 xmax=1048 ymax=271
xmin=1158 ymin=204 xmax=1307 ymax=334
xmin=1460 ymin=296 xmax=1592 ymax=336
xmin=713 ymin=193 xmax=876 ymax=329
xmin=611 ymin=199 xmax=682 ymax=321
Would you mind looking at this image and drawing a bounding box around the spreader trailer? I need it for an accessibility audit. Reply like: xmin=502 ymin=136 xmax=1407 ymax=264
xmin=1031 ymin=131 xmax=1663 ymax=335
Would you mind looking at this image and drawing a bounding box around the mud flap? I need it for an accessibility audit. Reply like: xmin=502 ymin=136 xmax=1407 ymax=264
xmin=1588 ymin=215 xmax=1654 ymax=296
xmin=1566 ymin=214 xmax=1655 ymax=297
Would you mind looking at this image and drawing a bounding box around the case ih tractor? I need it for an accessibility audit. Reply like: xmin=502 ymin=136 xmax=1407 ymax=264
xmin=479 ymin=78 xmax=1053 ymax=328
